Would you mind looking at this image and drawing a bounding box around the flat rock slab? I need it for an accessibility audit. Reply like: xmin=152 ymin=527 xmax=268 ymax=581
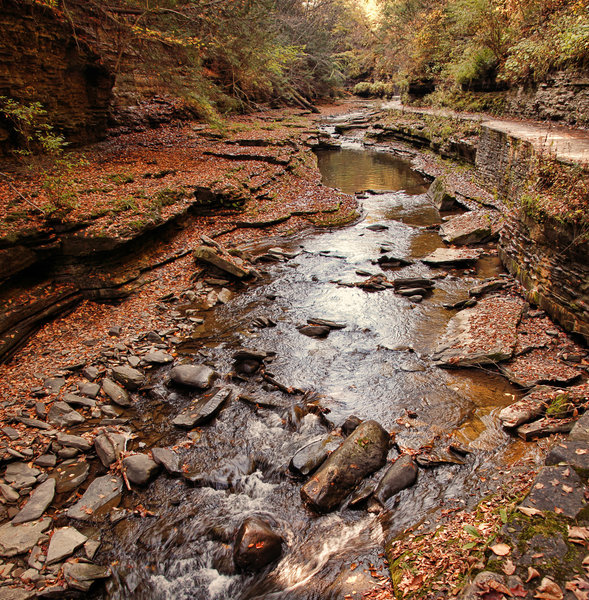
xmin=500 ymin=349 xmax=582 ymax=387
xmin=193 ymin=245 xmax=249 ymax=278
xmin=4 ymin=463 xmax=40 ymax=489
xmin=0 ymin=587 xmax=35 ymax=600
xmin=519 ymin=465 xmax=586 ymax=519
xmin=63 ymin=561 xmax=110 ymax=592
xmin=46 ymin=527 xmax=87 ymax=565
xmin=172 ymin=387 xmax=231 ymax=428
xmin=440 ymin=210 xmax=500 ymax=245
xmin=143 ymin=351 xmax=173 ymax=365
xmin=47 ymin=402 xmax=84 ymax=427
xmin=63 ymin=393 xmax=96 ymax=408
xmin=421 ymin=248 xmax=481 ymax=266
xmin=517 ymin=417 xmax=575 ymax=440
xmin=152 ymin=448 xmax=181 ymax=475
xmin=432 ymin=296 xmax=524 ymax=367
xmin=498 ymin=386 xmax=555 ymax=428
xmin=66 ymin=475 xmax=123 ymax=520
xmin=57 ymin=433 xmax=91 ymax=452
xmin=111 ymin=365 xmax=145 ymax=390
xmin=169 ymin=364 xmax=217 ymax=389
xmin=50 ymin=460 xmax=90 ymax=494
xmin=570 ymin=410 xmax=589 ymax=443
xmin=12 ymin=479 xmax=55 ymax=524
xmin=102 ymin=378 xmax=131 ymax=407
xmin=0 ymin=517 xmax=52 ymax=557
xmin=301 ymin=420 xmax=390 ymax=512
xmin=546 ymin=441 xmax=589 ymax=477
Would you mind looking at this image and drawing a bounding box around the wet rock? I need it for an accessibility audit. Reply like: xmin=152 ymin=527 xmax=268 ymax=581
xmin=546 ymin=440 xmax=589 ymax=477
xmin=63 ymin=561 xmax=110 ymax=592
xmin=233 ymin=349 xmax=268 ymax=374
xmin=421 ymin=248 xmax=482 ymax=267
xmin=289 ymin=435 xmax=341 ymax=477
xmin=193 ymin=246 xmax=249 ymax=278
xmin=152 ymin=448 xmax=181 ymax=475
xmin=365 ymin=224 xmax=388 ymax=231
xmin=66 ymin=475 xmax=123 ymax=520
xmin=377 ymin=255 xmax=413 ymax=267
xmin=517 ymin=417 xmax=575 ymax=440
xmin=111 ymin=366 xmax=145 ymax=390
xmin=84 ymin=539 xmax=101 ymax=560
xmin=432 ymin=296 xmax=524 ymax=367
xmin=233 ymin=517 xmax=283 ymax=571
xmin=95 ymin=433 xmax=127 ymax=467
xmin=416 ymin=451 xmax=465 ymax=467
xmin=143 ymin=351 xmax=173 ymax=365
xmin=298 ymin=325 xmax=330 ymax=338
xmin=500 ymin=349 xmax=582 ymax=387
xmin=397 ymin=287 xmax=428 ymax=297
xmin=469 ymin=279 xmax=506 ymax=297
xmin=307 ymin=318 xmax=347 ymax=330
xmin=348 ymin=479 xmax=378 ymax=509
xmin=301 ymin=420 xmax=390 ymax=512
xmin=373 ymin=455 xmax=418 ymax=506
xmin=101 ymin=378 xmax=131 ymax=407
xmin=172 ymin=387 xmax=231 ymax=428
xmin=57 ymin=433 xmax=91 ymax=452
xmin=217 ymin=288 xmax=233 ymax=304
xmin=341 ymin=416 xmax=362 ymax=436
xmin=519 ymin=465 xmax=586 ymax=519
xmin=169 ymin=364 xmax=217 ymax=389
xmin=427 ymin=177 xmax=456 ymax=211
xmin=440 ymin=210 xmax=499 ymax=245
xmin=47 ymin=402 xmax=84 ymax=427
xmin=12 ymin=479 xmax=55 ymax=524
xmin=123 ymin=454 xmax=159 ymax=485
xmin=0 ymin=517 xmax=52 ymax=557
xmin=46 ymin=527 xmax=87 ymax=565
xmin=393 ymin=277 xmax=434 ymax=290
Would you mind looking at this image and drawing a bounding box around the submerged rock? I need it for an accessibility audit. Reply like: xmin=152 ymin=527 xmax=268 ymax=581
xmin=300 ymin=420 xmax=390 ymax=512
xmin=373 ymin=455 xmax=418 ymax=506
xmin=233 ymin=517 xmax=283 ymax=571
xmin=298 ymin=325 xmax=330 ymax=338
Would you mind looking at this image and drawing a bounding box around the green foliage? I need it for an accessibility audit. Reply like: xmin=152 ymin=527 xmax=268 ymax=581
xmin=353 ymin=81 xmax=395 ymax=97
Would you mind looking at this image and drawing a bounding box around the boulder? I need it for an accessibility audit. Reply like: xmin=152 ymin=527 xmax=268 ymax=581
xmin=101 ymin=378 xmax=131 ymax=407
xmin=169 ymin=364 xmax=217 ymax=389
xmin=12 ymin=479 xmax=55 ymax=524
xmin=233 ymin=517 xmax=283 ymax=571
xmin=373 ymin=455 xmax=418 ymax=506
xmin=440 ymin=210 xmax=499 ymax=245
xmin=432 ymin=296 xmax=524 ymax=367
xmin=194 ymin=246 xmax=249 ymax=278
xmin=123 ymin=454 xmax=159 ymax=485
xmin=300 ymin=420 xmax=390 ymax=512
xmin=66 ymin=475 xmax=123 ymax=520
xmin=46 ymin=527 xmax=87 ymax=565
xmin=427 ymin=178 xmax=456 ymax=211
xmin=47 ymin=402 xmax=84 ymax=427
xmin=172 ymin=387 xmax=231 ymax=428
xmin=289 ymin=435 xmax=341 ymax=477
xmin=111 ymin=366 xmax=145 ymax=390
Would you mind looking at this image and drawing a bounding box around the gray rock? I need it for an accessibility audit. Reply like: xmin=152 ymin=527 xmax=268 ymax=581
xmin=217 ymin=288 xmax=233 ymax=304
xmin=426 ymin=177 xmax=456 ymax=211
xmin=82 ymin=366 xmax=100 ymax=381
xmin=15 ymin=417 xmax=51 ymax=430
xmin=47 ymin=402 xmax=84 ymax=427
xmin=0 ymin=484 xmax=19 ymax=503
xmin=421 ymin=248 xmax=481 ymax=266
xmin=233 ymin=517 xmax=282 ymax=571
xmin=66 ymin=475 xmax=123 ymax=520
xmin=570 ymin=411 xmax=589 ymax=443
xmin=373 ymin=455 xmax=418 ymax=505
xmin=94 ymin=433 xmax=127 ymax=467
xmin=34 ymin=455 xmax=57 ymax=468
xmin=63 ymin=393 xmax=96 ymax=408
xmin=123 ymin=454 xmax=159 ymax=485
xmin=0 ymin=517 xmax=52 ymax=557
xmin=440 ymin=210 xmax=498 ymax=245
xmin=193 ymin=245 xmax=249 ymax=278
xmin=12 ymin=479 xmax=55 ymax=524
xmin=102 ymin=378 xmax=131 ymax=407
xmin=152 ymin=448 xmax=181 ymax=475
xmin=0 ymin=587 xmax=35 ymax=600
xmin=63 ymin=561 xmax=110 ymax=592
xmin=84 ymin=539 xmax=101 ymax=560
xmin=546 ymin=440 xmax=589 ymax=477
xmin=50 ymin=460 xmax=90 ymax=494
xmin=56 ymin=433 xmax=91 ymax=452
xmin=46 ymin=527 xmax=88 ymax=565
xmin=4 ymin=464 xmax=40 ymax=489
xmin=2 ymin=427 xmax=19 ymax=440
xmin=128 ymin=355 xmax=141 ymax=368
xmin=111 ymin=366 xmax=145 ymax=390
xmin=172 ymin=387 xmax=231 ymax=428
xmin=169 ymin=364 xmax=217 ymax=389
xmin=298 ymin=325 xmax=330 ymax=338
xmin=43 ymin=378 xmax=66 ymax=393
xmin=289 ymin=435 xmax=341 ymax=477
xmin=143 ymin=351 xmax=173 ymax=365
xmin=301 ymin=420 xmax=390 ymax=512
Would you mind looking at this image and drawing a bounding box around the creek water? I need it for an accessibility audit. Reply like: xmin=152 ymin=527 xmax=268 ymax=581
xmin=103 ymin=146 xmax=535 ymax=600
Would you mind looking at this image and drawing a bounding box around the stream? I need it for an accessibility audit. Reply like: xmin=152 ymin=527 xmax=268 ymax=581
xmin=102 ymin=144 xmax=538 ymax=600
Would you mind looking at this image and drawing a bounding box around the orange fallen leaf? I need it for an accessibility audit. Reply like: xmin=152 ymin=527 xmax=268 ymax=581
xmin=490 ymin=543 xmax=511 ymax=556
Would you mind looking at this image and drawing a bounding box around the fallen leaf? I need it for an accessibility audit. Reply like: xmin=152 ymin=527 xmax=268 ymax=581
xmin=503 ymin=559 xmax=516 ymax=576
xmin=490 ymin=543 xmax=511 ymax=556
xmin=511 ymin=584 xmax=528 ymax=597
xmin=562 ymin=485 xmax=573 ymax=494
xmin=488 ymin=579 xmax=514 ymax=596
xmin=569 ymin=526 xmax=589 ymax=544
xmin=519 ymin=506 xmax=544 ymax=518
xmin=527 ymin=567 xmax=541 ymax=583
xmin=534 ymin=577 xmax=563 ymax=600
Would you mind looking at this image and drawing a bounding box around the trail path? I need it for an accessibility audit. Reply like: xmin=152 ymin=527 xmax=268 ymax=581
xmin=381 ymin=99 xmax=589 ymax=165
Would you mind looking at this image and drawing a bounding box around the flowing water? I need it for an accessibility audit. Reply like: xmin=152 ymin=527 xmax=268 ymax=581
xmin=103 ymin=146 xmax=536 ymax=600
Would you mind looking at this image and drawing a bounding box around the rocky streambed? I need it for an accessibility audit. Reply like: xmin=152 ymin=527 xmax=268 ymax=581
xmin=0 ymin=113 xmax=586 ymax=600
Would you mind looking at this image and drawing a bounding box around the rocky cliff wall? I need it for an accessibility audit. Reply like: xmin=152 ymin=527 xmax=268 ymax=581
xmin=0 ymin=0 xmax=113 ymax=148
xmin=476 ymin=126 xmax=588 ymax=343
